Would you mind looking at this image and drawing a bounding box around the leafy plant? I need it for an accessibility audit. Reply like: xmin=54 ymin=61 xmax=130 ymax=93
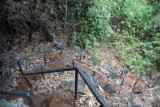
xmin=91 ymin=48 xmax=101 ymax=66
xmin=114 ymin=32 xmax=159 ymax=75
xmin=70 ymin=0 xmax=112 ymax=50
xmin=110 ymin=0 xmax=154 ymax=38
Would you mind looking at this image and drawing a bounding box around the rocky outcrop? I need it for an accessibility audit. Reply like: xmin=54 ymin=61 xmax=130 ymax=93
xmin=0 ymin=51 xmax=22 ymax=91
xmin=41 ymin=20 xmax=56 ymax=42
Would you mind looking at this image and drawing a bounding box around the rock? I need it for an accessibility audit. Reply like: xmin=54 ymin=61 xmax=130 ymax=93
xmin=108 ymin=65 xmax=117 ymax=79
xmin=132 ymin=86 xmax=142 ymax=94
xmin=49 ymin=99 xmax=72 ymax=107
xmin=10 ymin=51 xmax=21 ymax=62
xmin=152 ymin=99 xmax=160 ymax=107
xmin=103 ymin=84 xmax=117 ymax=96
xmin=41 ymin=21 xmax=56 ymax=42
xmin=121 ymin=67 xmax=130 ymax=75
xmin=84 ymin=72 xmax=103 ymax=88
xmin=0 ymin=51 xmax=23 ymax=91
xmin=128 ymin=92 xmax=135 ymax=105
xmin=49 ymin=90 xmax=72 ymax=107
xmin=60 ymin=81 xmax=70 ymax=91
xmin=51 ymin=90 xmax=63 ymax=99
xmin=33 ymin=94 xmax=45 ymax=107
xmin=0 ymin=51 xmax=22 ymax=68
xmin=0 ymin=98 xmax=29 ymax=107
xmin=1 ymin=68 xmax=11 ymax=79
xmin=0 ymin=68 xmax=17 ymax=91
xmin=69 ymin=79 xmax=85 ymax=93
xmin=0 ymin=53 xmax=10 ymax=67
xmin=129 ymin=104 xmax=142 ymax=107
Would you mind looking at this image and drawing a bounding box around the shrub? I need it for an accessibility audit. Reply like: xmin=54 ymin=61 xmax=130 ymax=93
xmin=114 ymin=32 xmax=160 ymax=75
xmin=110 ymin=0 xmax=154 ymax=38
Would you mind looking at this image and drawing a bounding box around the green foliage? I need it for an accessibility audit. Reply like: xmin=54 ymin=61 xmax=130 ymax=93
xmin=54 ymin=0 xmax=112 ymax=50
xmin=54 ymin=0 xmax=160 ymax=75
xmin=91 ymin=48 xmax=101 ymax=66
xmin=110 ymin=0 xmax=154 ymax=38
xmin=70 ymin=0 xmax=111 ymax=50
xmin=114 ymin=32 xmax=160 ymax=74
xmin=108 ymin=0 xmax=160 ymax=74
xmin=8 ymin=41 xmax=18 ymax=50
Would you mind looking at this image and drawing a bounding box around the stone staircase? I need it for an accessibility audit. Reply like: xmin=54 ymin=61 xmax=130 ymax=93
xmin=0 ymin=45 xmax=158 ymax=107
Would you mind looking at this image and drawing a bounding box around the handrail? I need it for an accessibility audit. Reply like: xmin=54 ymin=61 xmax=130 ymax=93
xmin=0 ymin=45 xmax=123 ymax=79
xmin=0 ymin=45 xmax=61 ymax=73
xmin=62 ymin=45 xmax=123 ymax=79
xmin=24 ymin=59 xmax=74 ymax=74
xmin=24 ymin=66 xmax=109 ymax=107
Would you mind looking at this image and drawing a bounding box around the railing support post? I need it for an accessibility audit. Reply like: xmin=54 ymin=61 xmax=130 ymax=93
xmin=24 ymin=76 xmax=33 ymax=91
xmin=43 ymin=52 xmax=47 ymax=80
xmin=74 ymin=69 xmax=79 ymax=100
xmin=41 ymin=67 xmax=45 ymax=80
xmin=60 ymin=45 xmax=63 ymax=54
xmin=80 ymin=54 xmax=82 ymax=62
xmin=44 ymin=52 xmax=46 ymax=65
xmin=73 ymin=60 xmax=75 ymax=67
xmin=18 ymin=61 xmax=24 ymax=75
xmin=18 ymin=60 xmax=33 ymax=91
xmin=133 ymin=74 xmax=142 ymax=88
xmin=26 ymin=92 xmax=35 ymax=107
